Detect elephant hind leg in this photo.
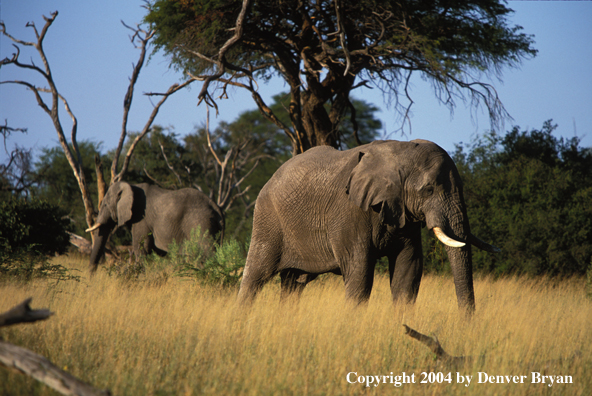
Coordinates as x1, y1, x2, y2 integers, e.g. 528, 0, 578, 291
280, 270, 317, 301
237, 241, 281, 305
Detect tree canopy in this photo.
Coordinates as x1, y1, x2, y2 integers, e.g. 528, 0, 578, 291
145, 0, 536, 154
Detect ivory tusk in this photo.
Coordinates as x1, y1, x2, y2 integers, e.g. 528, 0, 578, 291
85, 223, 101, 233
432, 227, 466, 248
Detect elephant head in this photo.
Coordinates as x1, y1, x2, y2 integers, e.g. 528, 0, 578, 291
346, 140, 498, 312
86, 182, 138, 272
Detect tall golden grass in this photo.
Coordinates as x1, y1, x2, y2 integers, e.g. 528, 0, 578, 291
1, 255, 590, 395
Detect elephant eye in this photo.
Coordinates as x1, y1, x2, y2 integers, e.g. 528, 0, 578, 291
422, 186, 434, 196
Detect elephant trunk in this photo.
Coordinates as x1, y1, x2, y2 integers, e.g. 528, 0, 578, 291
445, 242, 475, 314
88, 224, 112, 273
431, 193, 476, 315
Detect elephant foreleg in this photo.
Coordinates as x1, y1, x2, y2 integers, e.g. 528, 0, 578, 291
342, 259, 376, 304
389, 222, 423, 304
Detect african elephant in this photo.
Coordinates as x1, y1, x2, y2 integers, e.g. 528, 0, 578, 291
238, 140, 498, 313
86, 182, 224, 272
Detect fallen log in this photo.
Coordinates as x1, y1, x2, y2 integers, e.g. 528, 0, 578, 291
68, 232, 120, 259
0, 299, 111, 396
403, 324, 472, 365
68, 232, 93, 255
0, 298, 52, 328
403, 324, 582, 370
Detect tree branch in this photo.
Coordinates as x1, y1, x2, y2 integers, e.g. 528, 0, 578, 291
112, 78, 197, 183
111, 23, 155, 182
0, 298, 52, 328
403, 324, 471, 365
158, 139, 183, 187
1, 12, 96, 231
0, 299, 111, 396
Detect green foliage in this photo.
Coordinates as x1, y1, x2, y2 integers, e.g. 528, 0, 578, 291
172, 228, 246, 287
452, 120, 592, 277
0, 199, 71, 256
32, 140, 107, 236
146, 0, 536, 149
132, 227, 246, 288
177, 238, 246, 288
146, 0, 536, 81
0, 199, 79, 283
422, 229, 451, 275
116, 125, 200, 188
0, 246, 80, 283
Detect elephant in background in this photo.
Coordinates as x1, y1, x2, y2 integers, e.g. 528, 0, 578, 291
238, 139, 498, 313
86, 182, 224, 272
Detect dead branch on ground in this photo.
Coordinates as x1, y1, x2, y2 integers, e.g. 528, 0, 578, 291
0, 298, 111, 396
403, 324, 472, 365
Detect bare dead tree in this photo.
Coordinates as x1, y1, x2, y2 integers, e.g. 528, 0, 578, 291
0, 298, 111, 396
94, 154, 106, 207
201, 107, 263, 213
1, 10, 199, 235
109, 21, 199, 186
1, 120, 35, 196
1, 12, 96, 229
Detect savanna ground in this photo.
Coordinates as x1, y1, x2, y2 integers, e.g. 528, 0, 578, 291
1, 254, 590, 396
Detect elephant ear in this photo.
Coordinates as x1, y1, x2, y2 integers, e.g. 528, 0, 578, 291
345, 151, 406, 228
116, 182, 134, 227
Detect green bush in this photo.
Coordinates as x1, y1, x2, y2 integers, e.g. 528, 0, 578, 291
0, 246, 79, 283
0, 199, 71, 256
173, 228, 246, 287
451, 121, 592, 277
0, 199, 78, 283
119, 227, 246, 287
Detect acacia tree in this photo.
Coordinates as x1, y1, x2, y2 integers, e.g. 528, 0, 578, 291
146, 0, 536, 154
0, 11, 198, 234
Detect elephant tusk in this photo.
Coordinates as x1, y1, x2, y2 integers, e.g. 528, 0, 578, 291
432, 227, 466, 248
468, 233, 501, 253
85, 223, 101, 233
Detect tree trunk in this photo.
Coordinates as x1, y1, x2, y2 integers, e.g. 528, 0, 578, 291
94, 155, 107, 208
288, 71, 356, 154
300, 91, 338, 150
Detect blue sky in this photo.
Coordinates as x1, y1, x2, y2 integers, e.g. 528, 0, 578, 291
1, 1, 591, 165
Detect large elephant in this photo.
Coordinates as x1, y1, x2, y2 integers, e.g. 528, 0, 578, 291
238, 140, 498, 313
86, 182, 224, 272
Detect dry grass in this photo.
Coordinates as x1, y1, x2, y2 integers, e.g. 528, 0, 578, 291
1, 255, 590, 395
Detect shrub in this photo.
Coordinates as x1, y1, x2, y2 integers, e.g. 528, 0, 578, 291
0, 199, 78, 283
173, 228, 246, 287
0, 246, 79, 283
0, 199, 71, 256
111, 227, 246, 287
452, 121, 592, 277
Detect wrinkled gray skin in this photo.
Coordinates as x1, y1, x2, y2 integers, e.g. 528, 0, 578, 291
88, 182, 224, 272
238, 140, 498, 313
